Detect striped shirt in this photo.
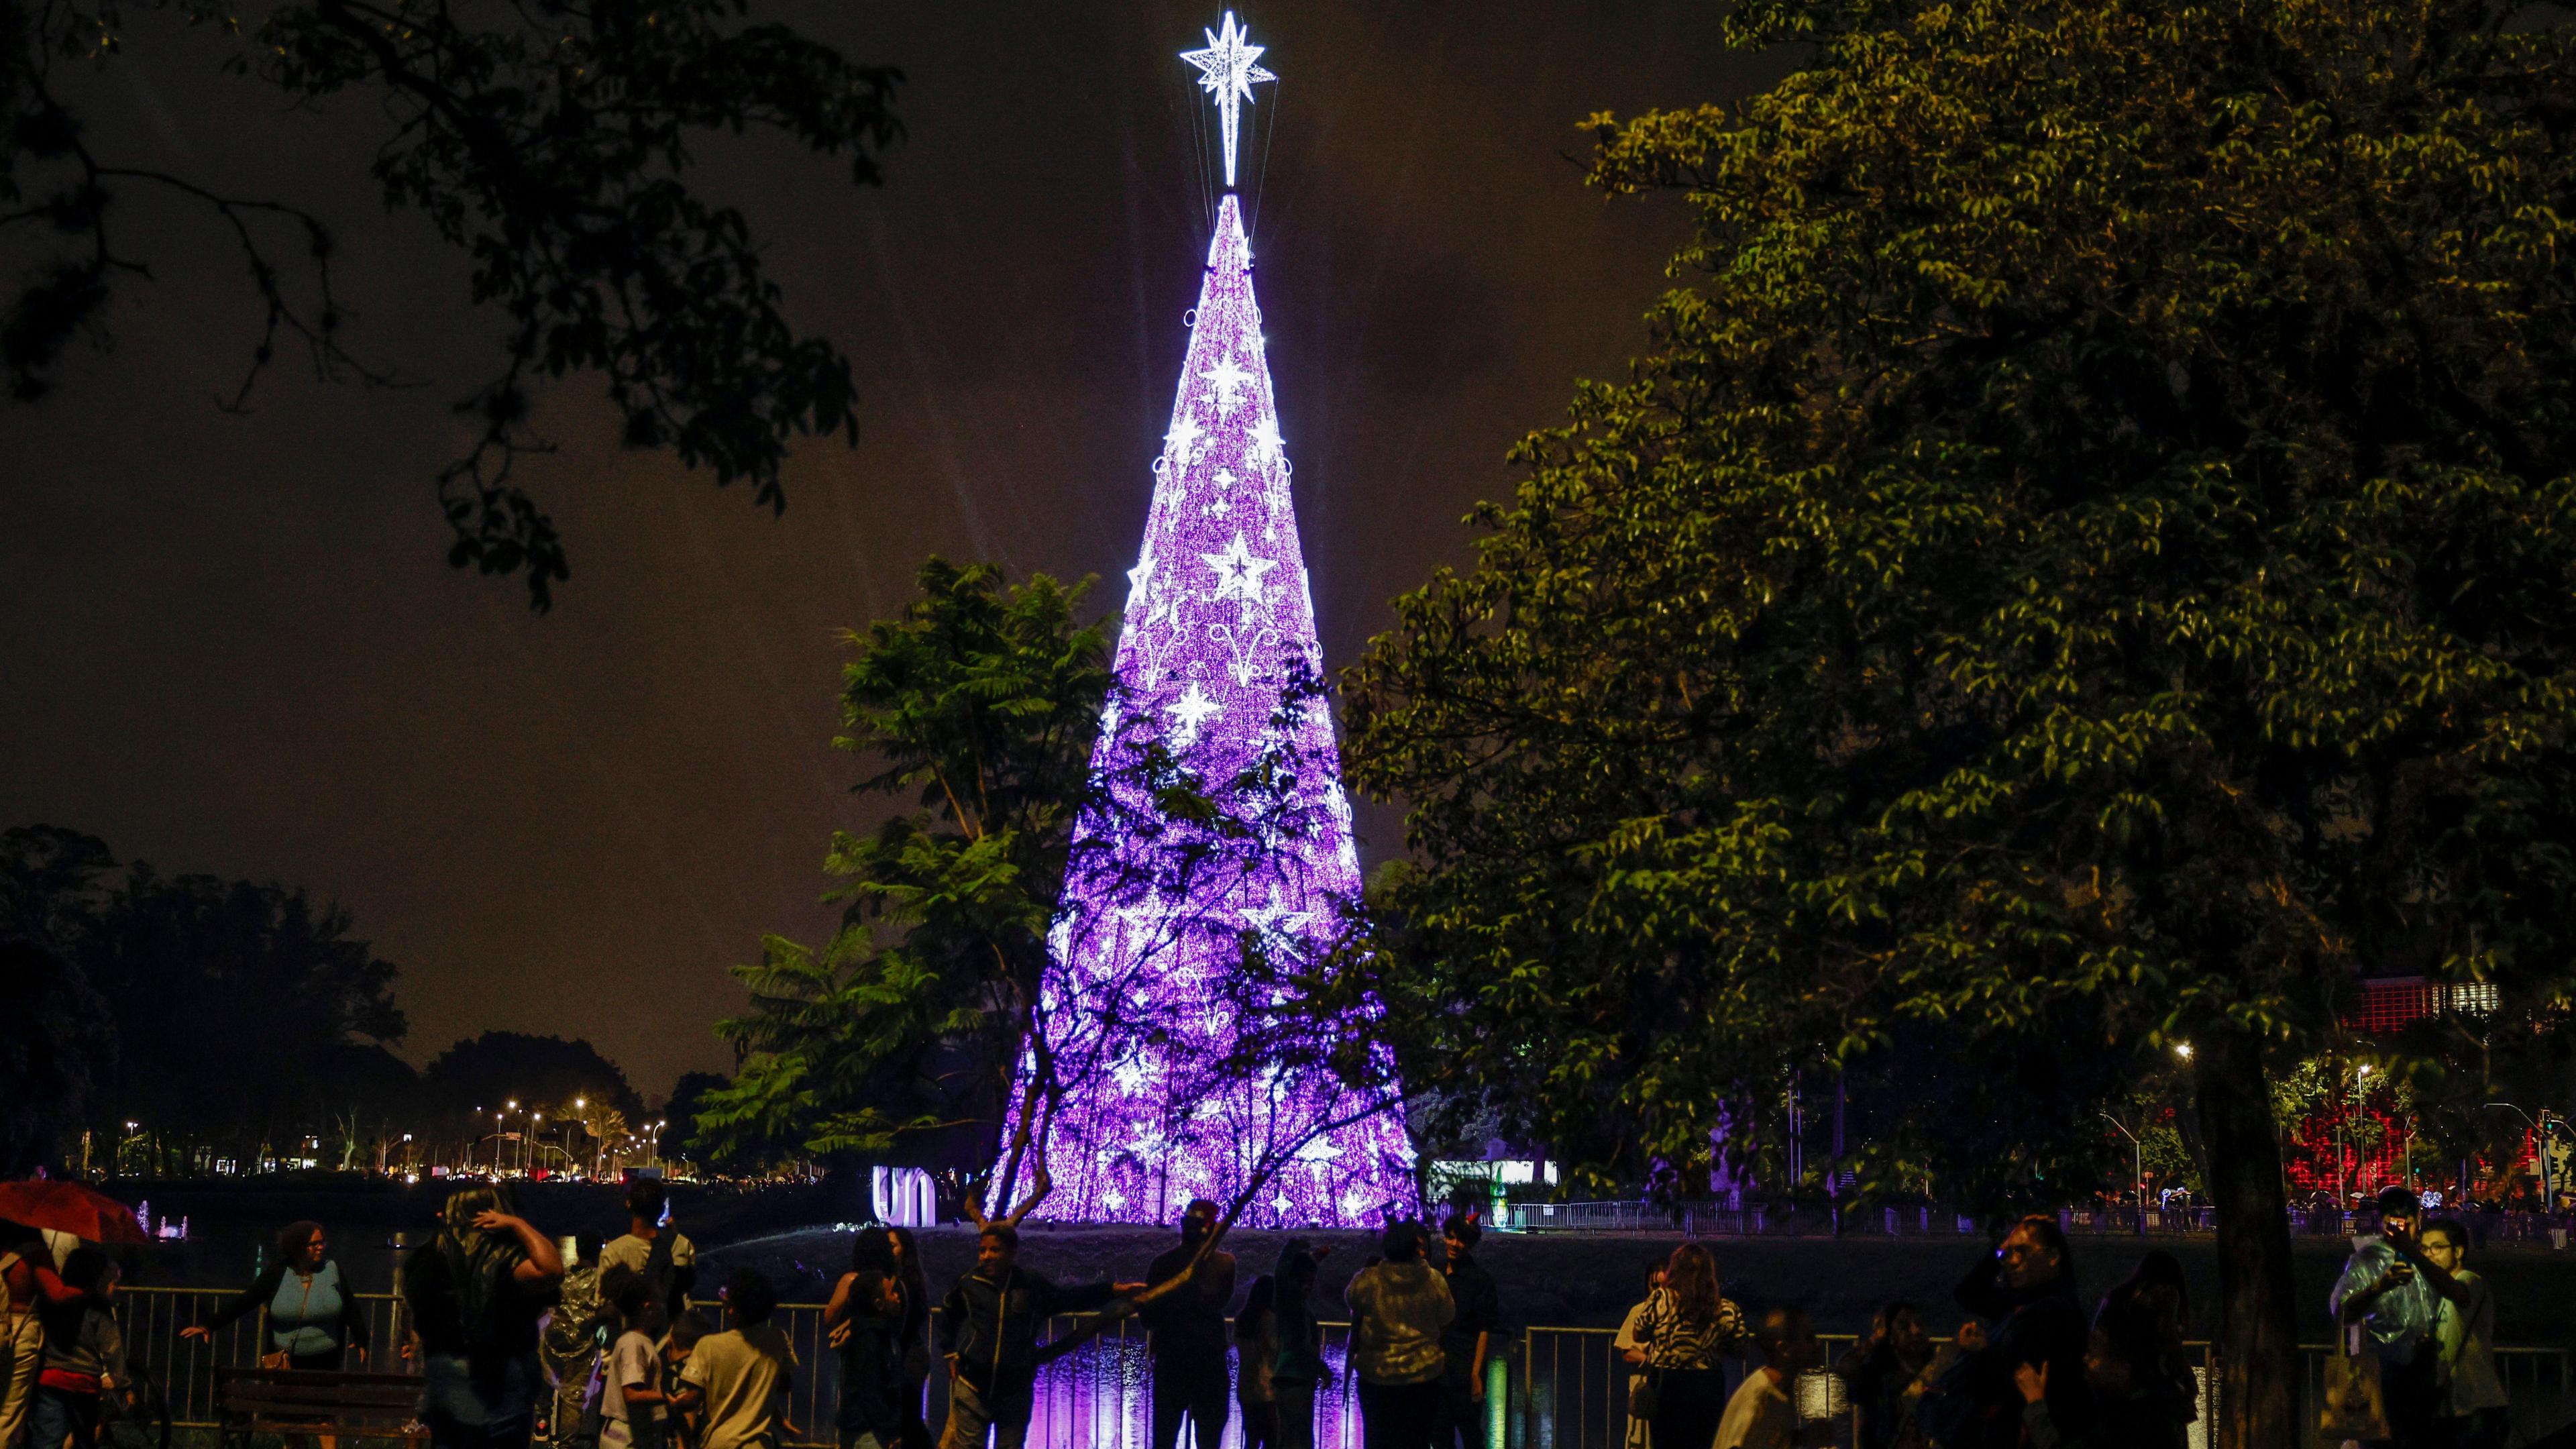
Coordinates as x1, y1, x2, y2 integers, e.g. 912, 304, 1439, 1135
1639, 1287, 1748, 1371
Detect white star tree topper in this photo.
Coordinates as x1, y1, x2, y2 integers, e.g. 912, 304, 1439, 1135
1180, 11, 1277, 189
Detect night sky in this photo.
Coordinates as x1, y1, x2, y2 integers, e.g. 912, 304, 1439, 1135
0, 3, 1778, 1097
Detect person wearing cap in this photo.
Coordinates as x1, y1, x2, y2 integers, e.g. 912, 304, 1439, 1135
2329, 1185, 2445, 1448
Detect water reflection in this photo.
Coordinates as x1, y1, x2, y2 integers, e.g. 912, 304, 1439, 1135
1018, 1332, 1364, 1449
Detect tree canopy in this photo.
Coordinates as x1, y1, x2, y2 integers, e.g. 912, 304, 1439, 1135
1, 0, 903, 606
1, 823, 413, 1173
422, 1030, 645, 1125
696, 559, 1115, 1171
1342, 2, 2576, 1442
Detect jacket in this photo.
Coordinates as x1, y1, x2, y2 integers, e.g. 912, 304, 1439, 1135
935, 1267, 1120, 1391
1941, 1255, 2093, 1449
1343, 1260, 1453, 1385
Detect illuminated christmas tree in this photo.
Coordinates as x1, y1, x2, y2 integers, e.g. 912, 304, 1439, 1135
988, 13, 1414, 1228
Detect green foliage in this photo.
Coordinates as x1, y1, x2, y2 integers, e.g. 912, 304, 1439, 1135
698, 559, 1112, 1162
1346, 0, 2576, 1210
2, 0, 903, 606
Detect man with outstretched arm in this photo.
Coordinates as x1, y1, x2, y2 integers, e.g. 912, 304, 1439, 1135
936, 1223, 1146, 1449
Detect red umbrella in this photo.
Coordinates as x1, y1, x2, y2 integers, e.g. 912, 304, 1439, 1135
0, 1180, 152, 1244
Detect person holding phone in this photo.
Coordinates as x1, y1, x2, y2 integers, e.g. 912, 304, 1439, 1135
2330, 1186, 2442, 1449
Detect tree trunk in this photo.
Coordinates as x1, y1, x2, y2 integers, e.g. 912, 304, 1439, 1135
2194, 1032, 2300, 1449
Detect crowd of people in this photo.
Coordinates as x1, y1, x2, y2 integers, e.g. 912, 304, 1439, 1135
0, 1177, 2532, 1449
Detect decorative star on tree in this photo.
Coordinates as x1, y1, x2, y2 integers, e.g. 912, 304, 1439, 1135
1201, 354, 1254, 417
1167, 680, 1222, 746
1248, 415, 1285, 468
1126, 543, 1157, 603
1179, 11, 1277, 189
1201, 529, 1278, 620
1165, 413, 1205, 464
1240, 884, 1315, 954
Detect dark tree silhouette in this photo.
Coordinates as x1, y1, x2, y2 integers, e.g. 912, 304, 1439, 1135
423, 1030, 645, 1125
1, 0, 904, 606
0, 936, 115, 1177
82, 865, 407, 1169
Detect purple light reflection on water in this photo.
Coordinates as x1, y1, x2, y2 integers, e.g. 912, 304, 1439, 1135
1018, 1328, 1363, 1449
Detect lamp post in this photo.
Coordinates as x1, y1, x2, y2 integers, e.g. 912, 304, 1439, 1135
2485, 1102, 2565, 1210
2100, 1113, 2145, 1226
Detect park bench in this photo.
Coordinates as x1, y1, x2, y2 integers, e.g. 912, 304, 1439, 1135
215, 1366, 427, 1448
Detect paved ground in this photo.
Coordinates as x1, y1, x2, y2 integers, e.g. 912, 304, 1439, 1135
700, 1221, 2576, 1347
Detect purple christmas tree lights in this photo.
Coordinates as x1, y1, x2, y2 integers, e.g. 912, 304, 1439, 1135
987, 19, 1413, 1228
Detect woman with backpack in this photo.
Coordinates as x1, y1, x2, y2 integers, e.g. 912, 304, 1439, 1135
401, 1184, 566, 1449
183, 1220, 372, 1369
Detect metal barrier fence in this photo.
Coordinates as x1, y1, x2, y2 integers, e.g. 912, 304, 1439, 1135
2294, 1342, 2574, 1449
1505, 1201, 2576, 1243
113, 1287, 2576, 1449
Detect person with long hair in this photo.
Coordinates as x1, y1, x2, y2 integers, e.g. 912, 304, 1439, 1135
2012, 1248, 2198, 1449
1634, 1242, 1746, 1449
401, 1183, 566, 1449
830, 1268, 903, 1449
1267, 1240, 1332, 1449
1234, 1269, 1280, 1449
885, 1229, 932, 1449
1941, 1214, 2089, 1449
184, 1220, 372, 1368
1344, 1222, 1454, 1449
824, 1234, 900, 1448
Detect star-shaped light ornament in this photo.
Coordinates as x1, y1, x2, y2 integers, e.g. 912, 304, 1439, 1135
1167, 682, 1222, 747
1180, 12, 1277, 189
1126, 545, 1157, 604
1240, 885, 1314, 955
1248, 415, 1285, 470
1201, 529, 1277, 619
1201, 354, 1254, 417
1295, 1134, 1343, 1165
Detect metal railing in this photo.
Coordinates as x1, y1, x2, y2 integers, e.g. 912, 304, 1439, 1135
114, 1287, 2576, 1449
1504, 1200, 2576, 1244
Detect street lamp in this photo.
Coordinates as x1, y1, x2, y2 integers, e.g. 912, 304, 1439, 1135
2100, 1113, 2145, 1224
2346, 1065, 2373, 1205
2484, 1102, 2566, 1210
